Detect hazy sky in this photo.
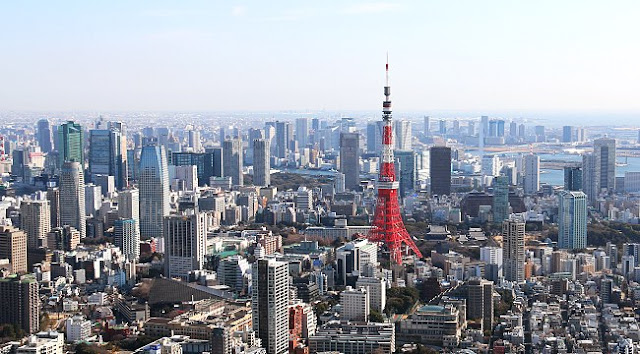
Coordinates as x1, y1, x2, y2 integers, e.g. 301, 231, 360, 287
1, 1, 639, 113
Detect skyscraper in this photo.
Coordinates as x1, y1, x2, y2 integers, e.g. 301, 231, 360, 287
523, 154, 540, 195
20, 199, 51, 249
366, 122, 383, 153
557, 191, 587, 250
339, 132, 360, 191
582, 153, 597, 202
429, 146, 451, 196
139, 145, 170, 239
37, 119, 53, 153
295, 118, 309, 149
0, 274, 40, 334
562, 126, 573, 143
423, 116, 430, 135
252, 258, 289, 354
47, 225, 80, 251
223, 138, 243, 186
58, 121, 84, 166
253, 139, 270, 187
164, 210, 207, 279
0, 226, 28, 274
594, 137, 616, 193
114, 218, 139, 260
395, 150, 417, 198
502, 218, 525, 283
172, 151, 218, 186
492, 176, 509, 223
89, 128, 127, 189
395, 120, 412, 150
275, 121, 292, 158
46, 186, 60, 228
564, 166, 583, 191
118, 188, 141, 245
60, 161, 86, 239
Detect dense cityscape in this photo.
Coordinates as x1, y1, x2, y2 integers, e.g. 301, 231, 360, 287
3, 2, 640, 354
2, 60, 640, 354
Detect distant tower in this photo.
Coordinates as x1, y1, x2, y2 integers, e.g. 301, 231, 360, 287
223, 138, 243, 186
523, 154, 540, 195
60, 161, 86, 239
430, 146, 452, 196
557, 191, 587, 250
37, 119, 53, 153
58, 121, 84, 167
492, 176, 510, 223
339, 132, 360, 190
367, 59, 423, 265
253, 139, 270, 187
295, 118, 309, 149
502, 217, 525, 283
139, 145, 170, 239
20, 199, 51, 249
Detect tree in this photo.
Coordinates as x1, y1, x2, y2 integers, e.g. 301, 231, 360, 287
369, 309, 384, 323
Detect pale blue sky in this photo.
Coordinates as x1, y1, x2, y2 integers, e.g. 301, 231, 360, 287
1, 1, 639, 113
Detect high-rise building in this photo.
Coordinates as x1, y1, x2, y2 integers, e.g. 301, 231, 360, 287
252, 258, 289, 354
187, 129, 202, 152
211, 327, 232, 354
295, 118, 309, 149
429, 146, 451, 196
223, 138, 243, 186
355, 277, 386, 313
367, 121, 384, 154
253, 139, 270, 187
340, 286, 370, 321
275, 121, 292, 158
339, 132, 360, 190
84, 184, 102, 217
37, 119, 53, 153
594, 137, 616, 193
139, 145, 170, 239
0, 226, 28, 274
114, 218, 139, 260
466, 278, 495, 333
509, 121, 517, 137
0, 274, 40, 334
502, 218, 525, 283
395, 150, 417, 198
534, 125, 545, 142
163, 210, 206, 279
423, 116, 430, 135
523, 154, 540, 195
47, 225, 80, 251
439, 120, 447, 135
557, 191, 587, 250
395, 120, 412, 151
60, 161, 86, 239
89, 128, 127, 189
582, 153, 597, 202
172, 151, 218, 186
564, 166, 583, 191
482, 155, 500, 178
492, 176, 510, 223
20, 199, 51, 249
118, 188, 140, 247
562, 126, 573, 143
46, 187, 60, 228
58, 121, 84, 166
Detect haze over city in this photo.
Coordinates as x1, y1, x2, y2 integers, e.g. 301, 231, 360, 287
1, 0, 640, 120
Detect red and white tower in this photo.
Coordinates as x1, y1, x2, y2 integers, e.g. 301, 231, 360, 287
367, 59, 423, 265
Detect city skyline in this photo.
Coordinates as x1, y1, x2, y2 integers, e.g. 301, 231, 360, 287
1, 1, 640, 115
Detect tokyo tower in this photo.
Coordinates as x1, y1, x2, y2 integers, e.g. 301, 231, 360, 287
367, 59, 423, 265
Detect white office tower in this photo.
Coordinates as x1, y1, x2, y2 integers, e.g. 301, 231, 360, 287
139, 145, 170, 238
480, 246, 503, 278
482, 155, 501, 178
114, 218, 139, 261
295, 118, 309, 148
170, 165, 198, 191
60, 161, 86, 239
163, 210, 206, 279
395, 120, 412, 150
524, 154, 540, 195
252, 258, 289, 354
187, 129, 202, 152
296, 186, 312, 211
118, 188, 140, 237
502, 217, 525, 283
65, 315, 91, 342
557, 191, 588, 250
355, 276, 386, 313
84, 184, 102, 217
20, 198, 50, 249
340, 286, 370, 321
253, 139, 271, 187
